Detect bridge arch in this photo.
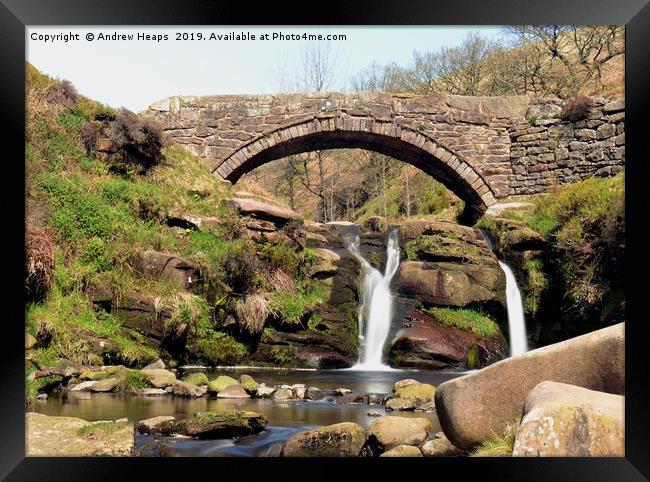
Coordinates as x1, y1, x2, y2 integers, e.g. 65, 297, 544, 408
212, 113, 497, 224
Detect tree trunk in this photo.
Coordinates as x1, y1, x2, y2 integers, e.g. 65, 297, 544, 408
405, 172, 411, 217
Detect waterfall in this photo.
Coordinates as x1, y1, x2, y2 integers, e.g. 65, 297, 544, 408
498, 261, 529, 356
345, 229, 401, 370
479, 229, 528, 357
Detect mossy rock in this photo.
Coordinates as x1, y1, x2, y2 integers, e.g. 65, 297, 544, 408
281, 422, 366, 457
175, 410, 268, 438
394, 383, 436, 403
79, 370, 112, 381
406, 235, 495, 265
183, 372, 209, 386
385, 398, 417, 411
207, 375, 238, 394
239, 374, 259, 393
140, 368, 177, 388
89, 377, 119, 392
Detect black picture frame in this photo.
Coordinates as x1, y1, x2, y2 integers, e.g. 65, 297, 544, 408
1, 0, 648, 480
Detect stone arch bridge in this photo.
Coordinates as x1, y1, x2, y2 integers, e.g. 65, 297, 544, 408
144, 92, 625, 223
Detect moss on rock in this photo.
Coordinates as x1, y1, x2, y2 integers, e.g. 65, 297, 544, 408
207, 375, 238, 394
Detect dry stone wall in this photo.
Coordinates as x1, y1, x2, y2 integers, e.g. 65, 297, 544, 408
507, 97, 625, 195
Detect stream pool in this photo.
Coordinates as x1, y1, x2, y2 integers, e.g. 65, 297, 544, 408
34, 368, 466, 456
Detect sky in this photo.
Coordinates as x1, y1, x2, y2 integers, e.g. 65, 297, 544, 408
27, 26, 502, 112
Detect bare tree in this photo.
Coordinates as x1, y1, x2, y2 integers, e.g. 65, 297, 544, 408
504, 25, 624, 96
272, 42, 340, 222
406, 32, 501, 95
348, 61, 407, 92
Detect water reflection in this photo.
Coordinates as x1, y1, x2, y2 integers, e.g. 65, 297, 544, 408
38, 393, 441, 431
35, 369, 464, 456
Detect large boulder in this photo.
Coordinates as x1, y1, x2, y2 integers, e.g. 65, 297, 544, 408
394, 383, 436, 404
141, 368, 177, 388
131, 250, 201, 292
239, 374, 259, 393
136, 416, 176, 434
207, 375, 239, 394
255, 383, 276, 398
70, 381, 97, 392
89, 378, 119, 392
272, 388, 294, 400
170, 410, 268, 438
183, 372, 209, 386
389, 307, 505, 369
398, 220, 482, 243
366, 416, 433, 452
394, 261, 505, 307
386, 380, 436, 411
513, 381, 624, 456
281, 422, 366, 457
435, 323, 624, 450
172, 381, 207, 398
224, 197, 302, 225
395, 222, 505, 308
216, 384, 250, 399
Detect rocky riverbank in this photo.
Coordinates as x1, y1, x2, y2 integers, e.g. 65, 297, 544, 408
26, 323, 624, 457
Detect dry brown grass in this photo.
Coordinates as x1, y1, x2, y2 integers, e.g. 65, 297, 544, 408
26, 222, 56, 302
268, 269, 297, 294
233, 293, 270, 334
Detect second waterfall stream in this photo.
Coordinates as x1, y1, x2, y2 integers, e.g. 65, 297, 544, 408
345, 228, 401, 370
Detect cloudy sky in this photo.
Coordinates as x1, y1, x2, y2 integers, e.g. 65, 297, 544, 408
27, 26, 502, 112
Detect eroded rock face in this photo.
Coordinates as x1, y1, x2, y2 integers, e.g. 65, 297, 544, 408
389, 307, 505, 369
394, 221, 506, 309
513, 381, 624, 457
435, 323, 624, 450
224, 198, 302, 225
281, 422, 366, 457
131, 250, 201, 292
394, 261, 505, 307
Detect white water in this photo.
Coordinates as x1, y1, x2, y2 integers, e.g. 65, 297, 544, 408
345, 229, 401, 370
498, 261, 529, 356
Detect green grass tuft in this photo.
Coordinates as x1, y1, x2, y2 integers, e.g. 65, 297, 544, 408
471, 423, 518, 457
424, 306, 500, 338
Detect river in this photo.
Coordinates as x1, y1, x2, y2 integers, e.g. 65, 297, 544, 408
34, 367, 465, 456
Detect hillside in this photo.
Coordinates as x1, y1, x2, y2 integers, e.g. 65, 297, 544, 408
25, 63, 360, 404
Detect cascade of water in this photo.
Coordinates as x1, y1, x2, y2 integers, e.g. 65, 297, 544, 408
498, 261, 529, 356
345, 229, 400, 370
479, 229, 529, 357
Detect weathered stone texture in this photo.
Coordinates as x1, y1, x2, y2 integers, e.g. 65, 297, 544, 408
145, 93, 625, 203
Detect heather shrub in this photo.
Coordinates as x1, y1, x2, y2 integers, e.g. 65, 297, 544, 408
560, 95, 594, 121
80, 108, 166, 173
